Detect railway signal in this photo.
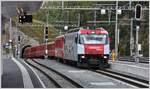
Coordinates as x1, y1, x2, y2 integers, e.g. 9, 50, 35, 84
134, 4, 142, 63
133, 20, 140, 30
19, 15, 32, 23
18, 35, 20, 42
44, 26, 48, 59
135, 4, 142, 20
45, 27, 48, 34
24, 15, 32, 23
44, 27, 48, 41
19, 15, 24, 23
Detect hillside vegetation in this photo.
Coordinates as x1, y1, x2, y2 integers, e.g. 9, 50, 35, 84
18, 1, 149, 57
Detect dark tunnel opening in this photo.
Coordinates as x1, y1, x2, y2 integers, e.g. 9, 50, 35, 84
21, 45, 31, 58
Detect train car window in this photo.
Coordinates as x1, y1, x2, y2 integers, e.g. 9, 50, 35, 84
79, 34, 107, 44
79, 36, 84, 44
105, 35, 109, 44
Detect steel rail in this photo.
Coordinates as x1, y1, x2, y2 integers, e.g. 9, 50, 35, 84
92, 69, 149, 88
31, 59, 84, 88
25, 60, 62, 88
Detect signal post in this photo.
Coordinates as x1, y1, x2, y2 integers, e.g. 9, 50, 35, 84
134, 4, 142, 63
44, 26, 48, 59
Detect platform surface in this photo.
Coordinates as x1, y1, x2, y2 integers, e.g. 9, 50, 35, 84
109, 60, 149, 80
1, 55, 45, 88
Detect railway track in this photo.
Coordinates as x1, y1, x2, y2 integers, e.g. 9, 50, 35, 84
25, 59, 83, 88
92, 69, 149, 88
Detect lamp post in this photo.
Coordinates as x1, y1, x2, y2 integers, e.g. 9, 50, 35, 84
9, 18, 13, 58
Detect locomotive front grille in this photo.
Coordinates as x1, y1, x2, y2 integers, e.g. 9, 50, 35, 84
78, 54, 109, 64
79, 54, 109, 59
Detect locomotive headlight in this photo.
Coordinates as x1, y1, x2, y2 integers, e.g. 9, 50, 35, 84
104, 56, 107, 59
91, 31, 95, 34
45, 49, 48, 54
81, 55, 85, 59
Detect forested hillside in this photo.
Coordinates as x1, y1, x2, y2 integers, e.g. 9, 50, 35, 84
19, 1, 149, 57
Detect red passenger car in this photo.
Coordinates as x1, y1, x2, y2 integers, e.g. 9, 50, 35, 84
24, 47, 33, 59
35, 45, 45, 58
47, 42, 55, 58
55, 35, 65, 62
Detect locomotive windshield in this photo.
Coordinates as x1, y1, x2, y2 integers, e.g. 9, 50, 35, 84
79, 34, 108, 44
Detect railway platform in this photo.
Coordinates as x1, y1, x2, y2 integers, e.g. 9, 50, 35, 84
1, 55, 45, 88
109, 60, 149, 81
